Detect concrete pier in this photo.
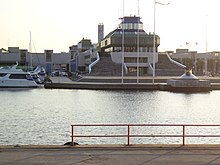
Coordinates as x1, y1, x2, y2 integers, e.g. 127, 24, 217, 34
2, 145, 220, 164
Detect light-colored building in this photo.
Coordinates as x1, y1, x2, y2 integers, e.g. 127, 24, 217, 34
69, 38, 98, 73
100, 16, 160, 75
170, 49, 220, 76
0, 47, 71, 73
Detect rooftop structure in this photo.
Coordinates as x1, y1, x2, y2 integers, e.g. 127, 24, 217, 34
98, 23, 104, 43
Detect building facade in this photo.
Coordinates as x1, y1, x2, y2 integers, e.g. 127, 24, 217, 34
100, 16, 160, 75
69, 38, 97, 73
0, 47, 71, 73
171, 49, 220, 76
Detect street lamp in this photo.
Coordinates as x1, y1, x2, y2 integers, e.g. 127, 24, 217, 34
153, 0, 170, 84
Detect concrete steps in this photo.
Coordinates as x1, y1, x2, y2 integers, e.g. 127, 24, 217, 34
156, 54, 185, 76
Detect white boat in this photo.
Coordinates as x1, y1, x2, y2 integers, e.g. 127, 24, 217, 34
0, 63, 39, 88
30, 65, 46, 84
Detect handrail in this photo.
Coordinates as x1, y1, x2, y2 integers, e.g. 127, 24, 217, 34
71, 124, 220, 146
123, 63, 128, 74
166, 52, 186, 68
88, 52, 100, 73
148, 62, 153, 75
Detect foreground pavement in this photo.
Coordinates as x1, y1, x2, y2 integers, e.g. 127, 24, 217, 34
1, 145, 220, 165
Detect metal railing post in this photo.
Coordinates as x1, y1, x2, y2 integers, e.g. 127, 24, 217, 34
127, 125, 130, 145
71, 125, 74, 145
182, 125, 185, 146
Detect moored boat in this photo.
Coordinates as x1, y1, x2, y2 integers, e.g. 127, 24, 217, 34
0, 63, 39, 88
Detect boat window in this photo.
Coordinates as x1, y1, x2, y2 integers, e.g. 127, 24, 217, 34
0, 73, 7, 77
9, 74, 27, 79
26, 74, 34, 81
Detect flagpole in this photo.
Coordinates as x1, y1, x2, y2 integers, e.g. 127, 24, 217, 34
29, 31, 33, 70
153, 1, 170, 84
121, 0, 125, 84
153, 0, 156, 84
137, 0, 140, 84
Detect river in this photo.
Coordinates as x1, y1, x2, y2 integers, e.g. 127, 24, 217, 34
1, 88, 220, 145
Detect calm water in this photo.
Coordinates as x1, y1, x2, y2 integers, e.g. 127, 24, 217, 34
1, 88, 220, 145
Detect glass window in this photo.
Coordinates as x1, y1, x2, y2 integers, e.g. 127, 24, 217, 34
0, 73, 7, 77
124, 57, 137, 63
139, 57, 148, 63
20, 52, 26, 62
9, 74, 27, 79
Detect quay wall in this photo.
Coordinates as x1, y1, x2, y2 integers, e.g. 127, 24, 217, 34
44, 83, 160, 90
44, 82, 220, 91
44, 76, 220, 91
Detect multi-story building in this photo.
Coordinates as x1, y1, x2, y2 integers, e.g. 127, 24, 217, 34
170, 49, 220, 76
0, 38, 97, 74
69, 38, 97, 73
0, 47, 71, 73
99, 16, 160, 75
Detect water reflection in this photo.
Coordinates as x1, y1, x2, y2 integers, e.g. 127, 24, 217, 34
0, 89, 220, 145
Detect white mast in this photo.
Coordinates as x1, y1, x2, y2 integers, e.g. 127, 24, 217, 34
29, 31, 33, 70
205, 14, 208, 52
153, 0, 156, 84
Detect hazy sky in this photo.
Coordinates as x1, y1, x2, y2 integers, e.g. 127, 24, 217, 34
1, 0, 220, 53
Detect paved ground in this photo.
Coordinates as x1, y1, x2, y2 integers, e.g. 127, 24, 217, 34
1, 145, 220, 165
50, 76, 74, 83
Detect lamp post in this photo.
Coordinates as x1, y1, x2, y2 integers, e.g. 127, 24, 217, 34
153, 0, 169, 84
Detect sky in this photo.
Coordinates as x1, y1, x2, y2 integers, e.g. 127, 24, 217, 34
0, 0, 220, 53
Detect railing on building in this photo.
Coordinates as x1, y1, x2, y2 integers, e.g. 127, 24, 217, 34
123, 63, 128, 74
148, 62, 153, 75
71, 124, 220, 146
166, 52, 186, 68
88, 52, 100, 74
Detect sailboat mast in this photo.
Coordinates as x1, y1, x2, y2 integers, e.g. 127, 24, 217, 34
29, 31, 33, 69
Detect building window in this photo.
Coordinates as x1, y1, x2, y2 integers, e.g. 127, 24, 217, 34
124, 57, 148, 63
148, 47, 153, 52
20, 51, 26, 62
128, 67, 137, 73
114, 47, 122, 52
124, 57, 137, 63
139, 57, 148, 63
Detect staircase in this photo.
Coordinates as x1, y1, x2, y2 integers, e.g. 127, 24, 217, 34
88, 53, 123, 76
155, 53, 185, 76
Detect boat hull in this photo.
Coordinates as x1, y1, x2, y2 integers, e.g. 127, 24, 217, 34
0, 79, 39, 88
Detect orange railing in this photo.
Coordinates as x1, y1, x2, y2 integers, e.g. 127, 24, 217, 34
71, 124, 220, 146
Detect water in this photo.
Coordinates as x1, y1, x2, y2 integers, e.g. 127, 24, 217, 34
1, 88, 220, 145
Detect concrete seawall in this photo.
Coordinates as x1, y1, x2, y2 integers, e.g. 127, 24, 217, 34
44, 82, 160, 90
44, 76, 220, 91
44, 82, 220, 91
